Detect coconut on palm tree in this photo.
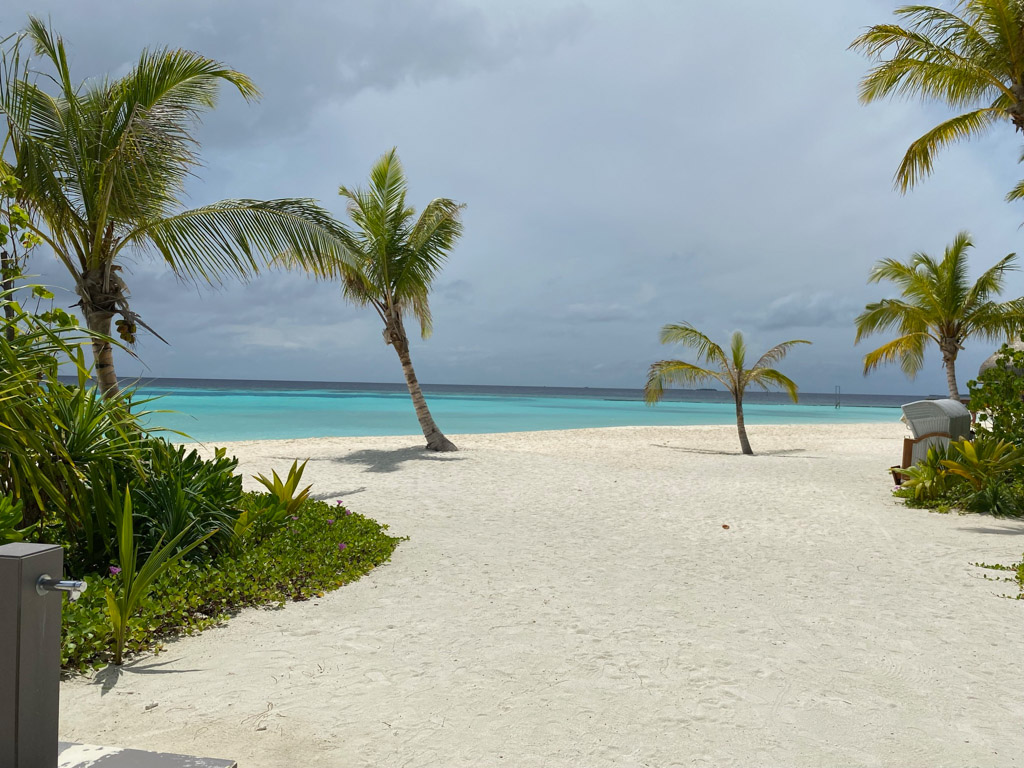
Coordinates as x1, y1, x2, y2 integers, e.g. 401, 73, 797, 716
854, 231, 1024, 400
851, 0, 1024, 197
0, 18, 351, 397
288, 148, 463, 452
643, 323, 810, 455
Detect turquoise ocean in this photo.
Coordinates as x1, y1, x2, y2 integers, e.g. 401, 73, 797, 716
118, 379, 920, 443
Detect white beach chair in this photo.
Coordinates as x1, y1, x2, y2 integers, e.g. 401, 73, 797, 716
894, 399, 972, 480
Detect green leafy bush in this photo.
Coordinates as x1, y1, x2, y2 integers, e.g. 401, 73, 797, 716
968, 343, 1024, 445
235, 460, 312, 545
61, 495, 402, 672
941, 437, 1024, 490
0, 495, 34, 542
133, 441, 243, 556
966, 480, 1024, 517
899, 444, 960, 501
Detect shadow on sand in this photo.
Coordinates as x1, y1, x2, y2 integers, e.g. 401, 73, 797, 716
957, 525, 1024, 536
653, 444, 822, 459
311, 486, 367, 500
332, 446, 464, 474
91, 658, 199, 695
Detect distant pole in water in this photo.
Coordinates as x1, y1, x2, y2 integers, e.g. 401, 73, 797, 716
835, 385, 841, 409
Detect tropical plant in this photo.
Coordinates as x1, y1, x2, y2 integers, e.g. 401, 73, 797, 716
0, 174, 43, 337
643, 324, 810, 455
968, 342, 1024, 443
105, 486, 212, 665
282, 149, 463, 451
236, 460, 313, 545
966, 479, 1023, 516
0, 281, 117, 527
899, 443, 960, 500
0, 495, 34, 542
0, 18, 352, 397
941, 436, 1024, 489
855, 232, 1024, 400
851, 0, 1024, 197
133, 441, 243, 555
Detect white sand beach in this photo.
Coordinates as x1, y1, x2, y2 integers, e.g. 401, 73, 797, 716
59, 423, 1024, 767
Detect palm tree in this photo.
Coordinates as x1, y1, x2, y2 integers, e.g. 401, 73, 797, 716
0, 18, 350, 397
292, 148, 463, 452
851, 0, 1024, 197
854, 231, 1024, 400
644, 323, 810, 455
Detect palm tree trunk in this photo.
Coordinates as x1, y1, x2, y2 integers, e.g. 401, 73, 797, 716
83, 308, 120, 398
388, 321, 457, 452
735, 396, 753, 455
942, 349, 960, 401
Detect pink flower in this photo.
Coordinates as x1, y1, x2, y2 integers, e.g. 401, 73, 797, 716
109, 566, 121, 575
338, 542, 347, 552
335, 500, 343, 506
326, 519, 335, 525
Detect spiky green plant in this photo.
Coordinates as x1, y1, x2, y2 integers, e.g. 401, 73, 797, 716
851, 0, 1024, 196
644, 324, 810, 455
855, 232, 1024, 400
0, 18, 352, 397
105, 486, 212, 665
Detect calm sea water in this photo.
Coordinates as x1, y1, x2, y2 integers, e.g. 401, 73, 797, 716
110, 378, 920, 443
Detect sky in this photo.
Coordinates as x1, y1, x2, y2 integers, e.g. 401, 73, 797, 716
5, 0, 1024, 395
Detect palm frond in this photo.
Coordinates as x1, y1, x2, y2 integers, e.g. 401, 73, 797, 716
854, 298, 929, 342
120, 199, 356, 283
895, 107, 1003, 190
862, 332, 930, 377
750, 339, 812, 371
747, 368, 801, 403
643, 360, 723, 404
394, 197, 465, 300
658, 322, 727, 366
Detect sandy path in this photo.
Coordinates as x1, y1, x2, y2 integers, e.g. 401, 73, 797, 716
59, 424, 1024, 767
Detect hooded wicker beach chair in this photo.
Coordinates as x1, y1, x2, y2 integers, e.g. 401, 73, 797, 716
891, 399, 972, 483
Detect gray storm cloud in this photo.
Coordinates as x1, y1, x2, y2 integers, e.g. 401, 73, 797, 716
6, 0, 1024, 394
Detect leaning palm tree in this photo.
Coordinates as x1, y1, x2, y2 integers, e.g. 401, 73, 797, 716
644, 324, 810, 455
0, 18, 350, 397
851, 0, 1024, 197
855, 231, 1024, 400
289, 148, 463, 452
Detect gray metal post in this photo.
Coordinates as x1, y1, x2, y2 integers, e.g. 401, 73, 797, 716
0, 542, 63, 768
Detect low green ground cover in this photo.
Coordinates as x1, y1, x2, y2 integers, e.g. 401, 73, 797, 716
61, 494, 401, 672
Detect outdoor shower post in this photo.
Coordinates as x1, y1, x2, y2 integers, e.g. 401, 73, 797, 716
0, 542, 64, 768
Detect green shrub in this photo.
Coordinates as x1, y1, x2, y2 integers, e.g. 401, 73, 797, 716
235, 460, 312, 545
0, 495, 34, 542
968, 343, 1024, 445
133, 441, 243, 556
899, 444, 960, 501
941, 437, 1024, 490
966, 480, 1024, 517
61, 495, 402, 672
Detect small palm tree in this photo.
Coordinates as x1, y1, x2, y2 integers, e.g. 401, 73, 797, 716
851, 0, 1024, 197
294, 148, 463, 452
644, 323, 810, 455
0, 19, 350, 397
854, 231, 1024, 400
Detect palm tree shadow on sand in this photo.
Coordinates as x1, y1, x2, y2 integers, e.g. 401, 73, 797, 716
91, 658, 199, 695
332, 446, 464, 474
653, 444, 823, 459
